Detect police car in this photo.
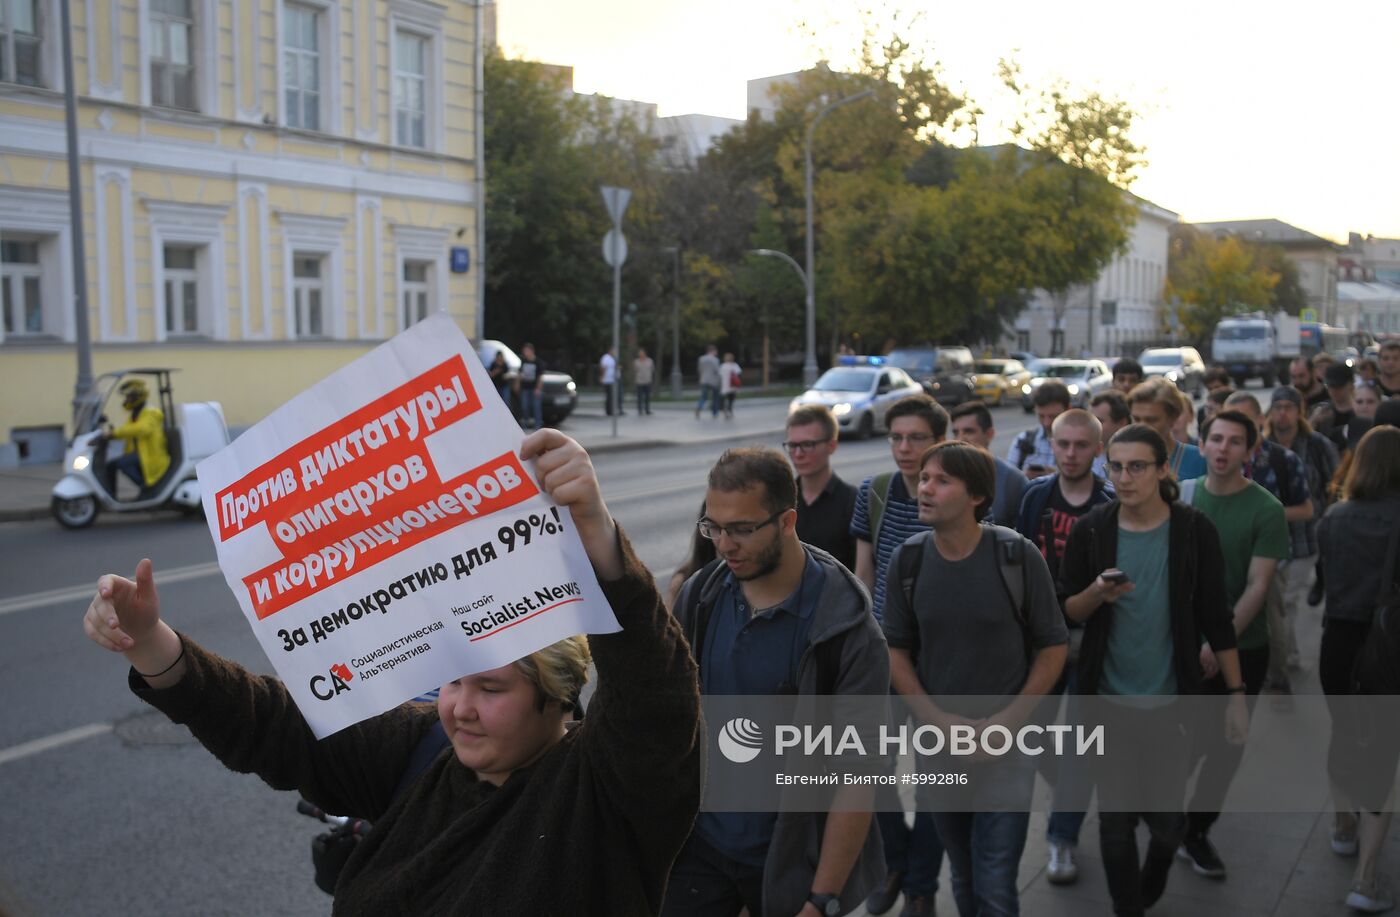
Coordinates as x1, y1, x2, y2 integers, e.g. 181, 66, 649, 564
789, 359, 925, 439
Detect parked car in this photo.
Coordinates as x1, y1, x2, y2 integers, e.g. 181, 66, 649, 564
1019, 359, 1114, 411
972, 359, 1032, 406
884, 346, 975, 406
1139, 346, 1206, 395
475, 339, 579, 426
1009, 350, 1038, 365
789, 365, 924, 440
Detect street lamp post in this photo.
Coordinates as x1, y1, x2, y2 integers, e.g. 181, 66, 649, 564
803, 88, 876, 386
749, 248, 808, 390
663, 246, 682, 397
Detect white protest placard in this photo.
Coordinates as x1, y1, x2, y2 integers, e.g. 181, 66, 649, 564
197, 313, 620, 738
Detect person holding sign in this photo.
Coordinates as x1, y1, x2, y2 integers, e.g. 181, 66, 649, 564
82, 430, 702, 917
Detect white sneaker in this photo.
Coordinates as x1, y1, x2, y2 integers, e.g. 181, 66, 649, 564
1334, 815, 1360, 857
1346, 880, 1395, 913
1047, 840, 1079, 885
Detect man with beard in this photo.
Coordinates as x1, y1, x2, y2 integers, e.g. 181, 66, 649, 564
667, 447, 889, 917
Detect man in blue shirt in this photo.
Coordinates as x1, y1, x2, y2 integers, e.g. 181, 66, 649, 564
668, 447, 889, 917
1128, 378, 1206, 480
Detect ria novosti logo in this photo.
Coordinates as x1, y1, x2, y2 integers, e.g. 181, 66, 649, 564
717, 718, 764, 764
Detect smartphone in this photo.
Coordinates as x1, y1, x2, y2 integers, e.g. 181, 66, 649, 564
1101, 570, 1130, 585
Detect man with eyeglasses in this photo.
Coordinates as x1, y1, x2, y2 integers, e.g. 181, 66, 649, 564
848, 394, 948, 917
1176, 409, 1288, 881
786, 405, 859, 571
666, 447, 889, 917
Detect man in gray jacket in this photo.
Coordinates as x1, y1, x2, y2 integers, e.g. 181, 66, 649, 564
666, 446, 888, 917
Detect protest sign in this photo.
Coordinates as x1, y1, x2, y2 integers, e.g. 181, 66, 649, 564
197, 313, 619, 737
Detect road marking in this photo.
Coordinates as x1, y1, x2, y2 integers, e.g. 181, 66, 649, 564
0, 723, 113, 767
0, 561, 223, 616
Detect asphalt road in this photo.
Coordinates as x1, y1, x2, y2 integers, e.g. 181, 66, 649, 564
0, 404, 1040, 916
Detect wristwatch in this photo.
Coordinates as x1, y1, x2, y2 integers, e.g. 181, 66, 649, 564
809, 892, 841, 916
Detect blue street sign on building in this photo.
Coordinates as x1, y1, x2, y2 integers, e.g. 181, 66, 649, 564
450, 247, 471, 273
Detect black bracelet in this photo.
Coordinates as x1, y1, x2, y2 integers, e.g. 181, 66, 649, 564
136, 642, 185, 679
1225, 684, 1246, 694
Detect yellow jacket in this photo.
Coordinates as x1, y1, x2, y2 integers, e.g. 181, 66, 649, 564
111, 406, 170, 486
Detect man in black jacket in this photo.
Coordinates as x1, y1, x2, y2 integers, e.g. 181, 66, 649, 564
1059, 423, 1247, 917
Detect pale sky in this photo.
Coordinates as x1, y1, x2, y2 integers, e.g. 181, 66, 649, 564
496, 0, 1400, 244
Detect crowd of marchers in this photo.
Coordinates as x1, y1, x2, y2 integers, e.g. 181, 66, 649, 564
83, 344, 1400, 917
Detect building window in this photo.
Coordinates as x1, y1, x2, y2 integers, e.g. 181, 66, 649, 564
149, 0, 195, 110
293, 253, 325, 337
0, 0, 41, 86
401, 260, 431, 326
282, 3, 320, 130
1, 238, 43, 334
393, 30, 427, 148
162, 244, 200, 335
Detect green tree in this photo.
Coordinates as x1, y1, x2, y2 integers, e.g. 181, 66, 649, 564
1166, 225, 1280, 345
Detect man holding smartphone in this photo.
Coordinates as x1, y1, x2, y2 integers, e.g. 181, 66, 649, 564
1009, 381, 1072, 480
1059, 422, 1247, 916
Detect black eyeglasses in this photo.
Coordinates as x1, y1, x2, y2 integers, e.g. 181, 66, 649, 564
1106, 460, 1160, 477
783, 439, 826, 454
697, 509, 785, 541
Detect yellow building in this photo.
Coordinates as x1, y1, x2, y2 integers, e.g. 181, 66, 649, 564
0, 0, 485, 464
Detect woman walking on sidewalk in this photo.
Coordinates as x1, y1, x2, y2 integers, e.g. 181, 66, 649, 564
718, 353, 742, 419
1317, 424, 1400, 914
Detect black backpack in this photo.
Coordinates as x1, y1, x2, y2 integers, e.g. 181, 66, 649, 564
895, 526, 1034, 667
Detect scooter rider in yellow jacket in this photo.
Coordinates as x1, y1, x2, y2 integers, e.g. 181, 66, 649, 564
104, 380, 170, 497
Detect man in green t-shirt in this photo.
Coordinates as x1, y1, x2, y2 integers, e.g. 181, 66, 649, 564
1177, 409, 1288, 880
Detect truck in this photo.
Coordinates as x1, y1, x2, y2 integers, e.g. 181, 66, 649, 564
1211, 312, 1301, 387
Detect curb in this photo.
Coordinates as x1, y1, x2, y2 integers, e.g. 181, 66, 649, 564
0, 506, 53, 524
0, 426, 790, 523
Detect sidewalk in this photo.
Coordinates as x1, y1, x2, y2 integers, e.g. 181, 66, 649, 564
0, 391, 794, 523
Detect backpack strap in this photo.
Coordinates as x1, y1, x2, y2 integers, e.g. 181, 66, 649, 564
681, 557, 730, 677
868, 472, 895, 549
897, 531, 929, 615
989, 527, 1031, 664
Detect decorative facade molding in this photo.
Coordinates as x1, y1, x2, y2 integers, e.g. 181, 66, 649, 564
237, 182, 273, 340
92, 164, 137, 341
356, 195, 383, 339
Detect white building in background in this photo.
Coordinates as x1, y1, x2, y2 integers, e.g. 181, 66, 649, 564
1339, 282, 1400, 335
656, 113, 744, 167
1004, 197, 1178, 358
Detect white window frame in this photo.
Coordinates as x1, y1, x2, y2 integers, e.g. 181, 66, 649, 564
1, 236, 45, 335
0, 0, 55, 88
276, 0, 340, 134
139, 0, 216, 114
145, 199, 228, 342
290, 250, 327, 338
0, 187, 73, 343
161, 244, 201, 335
392, 225, 447, 333
388, 0, 445, 152
278, 212, 345, 341
400, 259, 431, 328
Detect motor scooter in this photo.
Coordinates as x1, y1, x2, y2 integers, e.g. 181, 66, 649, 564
51, 368, 230, 529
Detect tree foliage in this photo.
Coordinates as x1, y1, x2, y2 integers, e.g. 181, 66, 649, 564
1166, 225, 1281, 345
480, 27, 1148, 378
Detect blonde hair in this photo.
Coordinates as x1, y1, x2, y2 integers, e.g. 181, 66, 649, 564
1127, 377, 1183, 419
514, 635, 591, 712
